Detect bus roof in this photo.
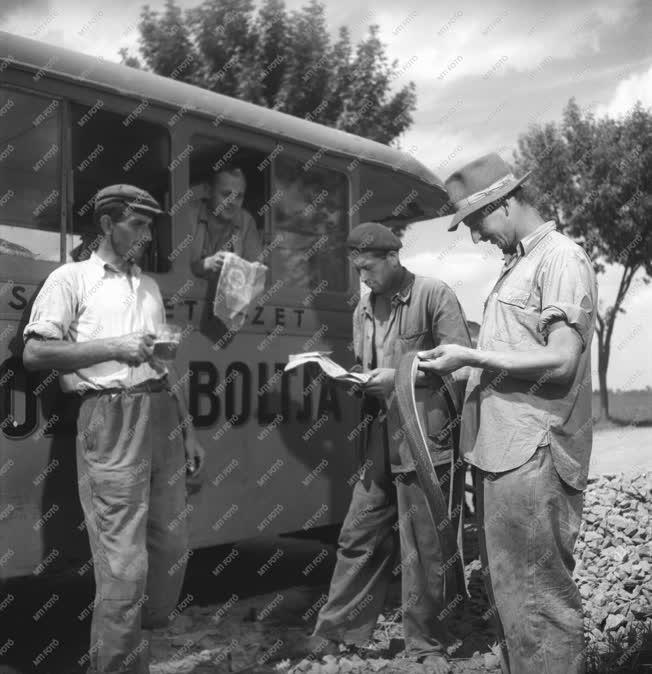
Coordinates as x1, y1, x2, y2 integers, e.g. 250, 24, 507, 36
1, 31, 448, 199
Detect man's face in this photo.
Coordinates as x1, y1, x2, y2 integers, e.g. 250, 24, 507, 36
351, 251, 398, 294
464, 200, 517, 253
109, 211, 153, 262
211, 172, 245, 222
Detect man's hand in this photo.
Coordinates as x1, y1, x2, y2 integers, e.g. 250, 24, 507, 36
203, 251, 227, 273
184, 432, 206, 478
417, 344, 474, 375
112, 331, 155, 366
362, 368, 395, 399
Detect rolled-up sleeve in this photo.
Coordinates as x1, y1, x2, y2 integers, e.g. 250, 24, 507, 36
537, 245, 596, 351
23, 268, 76, 341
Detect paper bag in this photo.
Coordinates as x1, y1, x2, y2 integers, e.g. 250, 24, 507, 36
213, 252, 268, 331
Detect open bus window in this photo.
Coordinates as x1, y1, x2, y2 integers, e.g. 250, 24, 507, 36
271, 155, 349, 293
188, 137, 267, 261
0, 87, 62, 261
69, 103, 172, 272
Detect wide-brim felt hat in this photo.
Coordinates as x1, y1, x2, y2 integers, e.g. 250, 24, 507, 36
444, 153, 531, 231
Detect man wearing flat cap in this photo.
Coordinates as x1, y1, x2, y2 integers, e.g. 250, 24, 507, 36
23, 184, 205, 674
291, 222, 472, 674
419, 154, 598, 673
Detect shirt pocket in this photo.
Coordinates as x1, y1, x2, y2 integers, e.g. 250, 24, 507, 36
493, 286, 540, 345
395, 329, 431, 357
497, 286, 530, 309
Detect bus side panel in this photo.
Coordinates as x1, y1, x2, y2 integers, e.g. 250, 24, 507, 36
0, 288, 360, 578
183, 327, 359, 548
0, 315, 91, 580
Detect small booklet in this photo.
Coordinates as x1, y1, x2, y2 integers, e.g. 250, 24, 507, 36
284, 351, 370, 384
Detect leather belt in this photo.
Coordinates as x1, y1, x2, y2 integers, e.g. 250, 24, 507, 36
394, 351, 466, 601
67, 378, 168, 399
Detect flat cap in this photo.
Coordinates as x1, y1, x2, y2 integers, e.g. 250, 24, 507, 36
346, 222, 402, 252
94, 184, 163, 216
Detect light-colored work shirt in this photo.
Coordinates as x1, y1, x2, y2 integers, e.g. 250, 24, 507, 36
23, 251, 166, 393
460, 221, 598, 490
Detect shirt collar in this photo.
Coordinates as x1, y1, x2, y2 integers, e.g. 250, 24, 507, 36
517, 221, 556, 257
90, 251, 141, 277
361, 268, 415, 318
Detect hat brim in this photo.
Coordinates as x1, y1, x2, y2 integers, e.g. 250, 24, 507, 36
447, 171, 531, 231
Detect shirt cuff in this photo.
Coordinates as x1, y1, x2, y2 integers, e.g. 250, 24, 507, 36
538, 303, 591, 350
23, 321, 64, 341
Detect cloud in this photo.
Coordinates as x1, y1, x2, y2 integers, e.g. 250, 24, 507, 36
596, 64, 652, 117
376, 0, 640, 89
0, 0, 50, 23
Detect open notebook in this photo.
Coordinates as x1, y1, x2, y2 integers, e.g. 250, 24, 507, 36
284, 351, 370, 384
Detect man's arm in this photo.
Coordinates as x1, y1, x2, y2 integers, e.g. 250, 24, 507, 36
419, 321, 582, 385
23, 333, 155, 372
167, 363, 205, 475
474, 321, 581, 383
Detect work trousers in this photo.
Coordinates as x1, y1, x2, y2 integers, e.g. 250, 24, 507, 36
75, 390, 189, 674
314, 421, 462, 657
477, 445, 585, 674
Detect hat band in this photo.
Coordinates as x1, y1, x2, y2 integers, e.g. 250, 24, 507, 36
454, 174, 518, 211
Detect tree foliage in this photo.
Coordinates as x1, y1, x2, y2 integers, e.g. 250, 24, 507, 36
514, 99, 652, 418
123, 0, 416, 144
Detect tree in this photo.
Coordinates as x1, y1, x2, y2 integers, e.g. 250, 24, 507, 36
123, 0, 416, 144
514, 99, 652, 420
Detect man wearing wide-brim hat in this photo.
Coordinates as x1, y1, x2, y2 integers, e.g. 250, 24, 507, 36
418, 153, 598, 673
23, 184, 205, 674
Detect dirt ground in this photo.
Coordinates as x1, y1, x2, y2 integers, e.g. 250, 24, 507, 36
148, 530, 504, 674
589, 426, 652, 477
144, 426, 652, 674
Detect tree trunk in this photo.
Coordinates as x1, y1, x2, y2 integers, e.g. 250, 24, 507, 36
597, 340, 610, 421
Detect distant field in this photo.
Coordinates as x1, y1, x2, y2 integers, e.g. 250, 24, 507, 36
592, 390, 652, 425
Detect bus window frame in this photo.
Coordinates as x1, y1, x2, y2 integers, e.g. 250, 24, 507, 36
188, 130, 274, 246
0, 78, 66, 283
177, 118, 358, 305
168, 113, 362, 313
268, 142, 356, 305
66, 92, 174, 275
0, 68, 177, 286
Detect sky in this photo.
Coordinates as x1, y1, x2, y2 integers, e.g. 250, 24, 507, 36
2, 0, 651, 390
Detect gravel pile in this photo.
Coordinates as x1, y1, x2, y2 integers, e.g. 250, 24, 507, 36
148, 472, 651, 673
574, 472, 651, 653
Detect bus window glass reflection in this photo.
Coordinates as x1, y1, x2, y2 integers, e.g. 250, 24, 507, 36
271, 156, 348, 293
0, 87, 62, 261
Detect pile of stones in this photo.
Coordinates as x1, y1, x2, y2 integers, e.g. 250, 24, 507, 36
574, 472, 651, 655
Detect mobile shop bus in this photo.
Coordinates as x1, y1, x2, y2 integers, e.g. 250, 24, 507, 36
0, 31, 450, 580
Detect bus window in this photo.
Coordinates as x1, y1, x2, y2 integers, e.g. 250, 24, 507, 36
69, 103, 172, 272
0, 87, 62, 261
271, 155, 348, 293
188, 137, 267, 256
